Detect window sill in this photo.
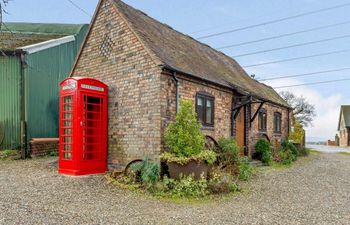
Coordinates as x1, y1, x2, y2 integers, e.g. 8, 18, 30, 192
202, 126, 215, 131
273, 133, 282, 136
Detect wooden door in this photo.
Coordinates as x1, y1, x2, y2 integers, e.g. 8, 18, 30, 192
235, 107, 245, 155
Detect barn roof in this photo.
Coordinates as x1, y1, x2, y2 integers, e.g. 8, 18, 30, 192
112, 0, 289, 107
338, 105, 350, 130
0, 23, 87, 51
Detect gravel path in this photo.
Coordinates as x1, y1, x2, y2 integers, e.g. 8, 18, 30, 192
1, 153, 350, 225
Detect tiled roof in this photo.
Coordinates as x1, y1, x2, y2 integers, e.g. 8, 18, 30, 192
338, 105, 350, 130
112, 0, 289, 107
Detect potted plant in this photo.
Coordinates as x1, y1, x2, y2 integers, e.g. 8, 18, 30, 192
161, 100, 217, 180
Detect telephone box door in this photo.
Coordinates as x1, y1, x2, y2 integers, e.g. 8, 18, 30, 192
78, 93, 107, 172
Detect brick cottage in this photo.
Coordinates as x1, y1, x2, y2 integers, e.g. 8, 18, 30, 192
337, 105, 350, 147
71, 0, 291, 170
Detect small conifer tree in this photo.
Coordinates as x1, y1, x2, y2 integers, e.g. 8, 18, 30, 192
164, 99, 205, 157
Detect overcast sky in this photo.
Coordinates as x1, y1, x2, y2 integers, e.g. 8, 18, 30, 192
4, 0, 350, 141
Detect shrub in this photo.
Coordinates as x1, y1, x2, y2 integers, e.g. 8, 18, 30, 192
239, 156, 253, 181
0, 150, 18, 160
48, 150, 58, 157
277, 149, 294, 165
281, 140, 298, 160
161, 149, 217, 166
255, 139, 272, 166
161, 100, 217, 165
207, 170, 239, 194
131, 156, 160, 190
218, 138, 241, 166
298, 148, 310, 156
160, 175, 209, 198
164, 100, 205, 157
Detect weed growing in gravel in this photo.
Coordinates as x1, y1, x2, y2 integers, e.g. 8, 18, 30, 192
0, 150, 18, 160
298, 148, 310, 157
338, 152, 350, 156
239, 157, 254, 181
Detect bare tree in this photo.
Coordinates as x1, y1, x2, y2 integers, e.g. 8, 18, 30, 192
280, 91, 316, 127
0, 0, 11, 56
0, 0, 10, 29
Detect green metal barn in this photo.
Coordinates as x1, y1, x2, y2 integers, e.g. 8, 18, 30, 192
0, 23, 88, 152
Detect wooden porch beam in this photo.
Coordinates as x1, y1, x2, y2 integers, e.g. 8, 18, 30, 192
250, 102, 265, 123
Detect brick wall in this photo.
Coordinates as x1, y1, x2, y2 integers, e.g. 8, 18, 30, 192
248, 102, 291, 155
160, 72, 291, 157
72, 0, 162, 170
160, 72, 233, 147
339, 128, 350, 147
30, 138, 59, 157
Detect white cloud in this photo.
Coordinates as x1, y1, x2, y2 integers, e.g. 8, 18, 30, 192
264, 78, 344, 141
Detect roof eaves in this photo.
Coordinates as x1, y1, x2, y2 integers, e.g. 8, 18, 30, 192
162, 64, 291, 108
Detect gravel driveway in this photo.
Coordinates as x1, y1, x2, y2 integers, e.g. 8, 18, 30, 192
1, 153, 350, 225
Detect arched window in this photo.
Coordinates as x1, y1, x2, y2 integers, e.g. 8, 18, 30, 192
196, 92, 215, 126
258, 109, 267, 132
274, 112, 282, 133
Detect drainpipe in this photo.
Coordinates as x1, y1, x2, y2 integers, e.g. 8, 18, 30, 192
19, 52, 27, 159
230, 96, 235, 137
171, 71, 179, 113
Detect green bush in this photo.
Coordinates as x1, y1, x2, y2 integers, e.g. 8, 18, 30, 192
218, 138, 241, 166
131, 156, 160, 190
207, 170, 240, 194
298, 148, 310, 156
161, 100, 217, 165
157, 173, 240, 198
281, 140, 298, 160
277, 149, 294, 165
274, 140, 299, 165
160, 175, 209, 198
161, 149, 217, 166
255, 139, 272, 166
0, 150, 18, 160
48, 150, 58, 157
164, 100, 205, 157
239, 156, 253, 181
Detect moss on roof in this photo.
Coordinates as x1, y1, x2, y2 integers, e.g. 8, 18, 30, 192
0, 23, 88, 51
112, 0, 289, 107
0, 32, 63, 51
1, 22, 87, 35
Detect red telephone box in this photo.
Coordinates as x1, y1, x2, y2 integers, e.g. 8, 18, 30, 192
59, 77, 108, 176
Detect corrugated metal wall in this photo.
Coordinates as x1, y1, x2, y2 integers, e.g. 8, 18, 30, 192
74, 25, 89, 56
25, 40, 77, 140
0, 25, 88, 149
0, 56, 21, 150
